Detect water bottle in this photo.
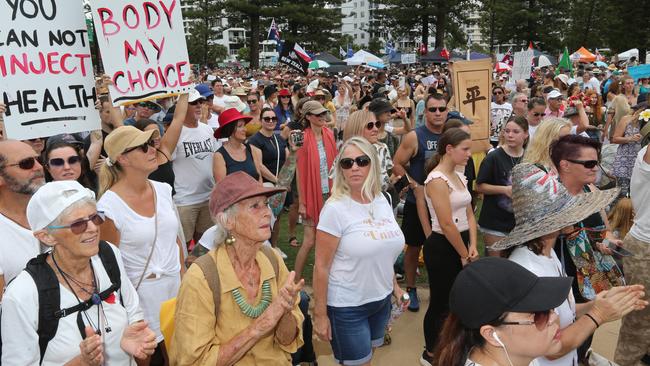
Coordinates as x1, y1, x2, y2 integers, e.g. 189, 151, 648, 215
390, 293, 410, 324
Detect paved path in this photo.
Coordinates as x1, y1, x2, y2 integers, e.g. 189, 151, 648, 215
308, 287, 621, 365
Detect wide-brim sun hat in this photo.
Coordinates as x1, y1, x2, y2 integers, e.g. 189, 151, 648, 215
104, 126, 160, 165
215, 108, 253, 138
490, 163, 619, 251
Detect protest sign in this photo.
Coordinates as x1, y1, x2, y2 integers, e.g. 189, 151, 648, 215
401, 53, 416, 65
279, 42, 311, 75
628, 64, 650, 81
90, 0, 192, 106
0, 0, 100, 140
512, 49, 534, 81
451, 59, 492, 153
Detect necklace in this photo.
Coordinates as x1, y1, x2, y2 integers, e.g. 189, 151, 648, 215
231, 280, 272, 318
503, 146, 523, 168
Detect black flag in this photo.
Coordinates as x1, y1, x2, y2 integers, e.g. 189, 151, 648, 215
279, 42, 311, 75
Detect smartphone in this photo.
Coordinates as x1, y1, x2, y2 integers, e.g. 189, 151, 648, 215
290, 130, 304, 147
393, 174, 411, 193
605, 239, 635, 257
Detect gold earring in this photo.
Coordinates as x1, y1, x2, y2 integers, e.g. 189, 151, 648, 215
225, 233, 236, 245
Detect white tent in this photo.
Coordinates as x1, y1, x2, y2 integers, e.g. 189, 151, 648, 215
618, 48, 638, 61
345, 50, 383, 65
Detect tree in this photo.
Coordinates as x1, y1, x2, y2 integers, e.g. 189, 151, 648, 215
182, 0, 225, 67
225, 0, 281, 68
368, 37, 382, 55
374, 0, 476, 49
237, 47, 250, 61
273, 0, 343, 52
601, 0, 650, 64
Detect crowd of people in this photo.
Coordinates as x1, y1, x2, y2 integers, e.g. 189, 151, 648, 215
0, 57, 649, 366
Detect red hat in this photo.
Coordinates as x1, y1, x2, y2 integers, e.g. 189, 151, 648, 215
278, 88, 291, 97
215, 108, 253, 138
209, 171, 286, 215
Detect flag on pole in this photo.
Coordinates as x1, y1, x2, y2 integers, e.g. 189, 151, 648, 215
501, 47, 513, 66
339, 46, 346, 58
528, 41, 534, 50
267, 18, 281, 41
557, 46, 573, 75
279, 42, 312, 74
441, 47, 450, 60
419, 43, 428, 55
347, 44, 354, 58
595, 48, 604, 61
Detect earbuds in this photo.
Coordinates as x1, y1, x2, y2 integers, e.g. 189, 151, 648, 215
493, 332, 505, 348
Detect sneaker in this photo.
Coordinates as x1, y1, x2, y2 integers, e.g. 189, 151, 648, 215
276, 247, 288, 259
420, 350, 433, 366
395, 273, 404, 281
407, 287, 420, 312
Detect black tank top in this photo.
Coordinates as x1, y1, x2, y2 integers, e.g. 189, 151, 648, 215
217, 143, 260, 181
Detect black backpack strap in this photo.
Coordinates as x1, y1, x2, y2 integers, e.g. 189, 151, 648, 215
97, 241, 121, 290
25, 252, 61, 364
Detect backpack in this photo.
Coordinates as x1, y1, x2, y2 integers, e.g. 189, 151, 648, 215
24, 241, 122, 364
160, 245, 279, 346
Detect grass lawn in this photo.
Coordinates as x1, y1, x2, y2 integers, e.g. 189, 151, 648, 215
274, 200, 486, 287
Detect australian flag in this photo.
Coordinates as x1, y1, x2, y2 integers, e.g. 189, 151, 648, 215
267, 18, 282, 52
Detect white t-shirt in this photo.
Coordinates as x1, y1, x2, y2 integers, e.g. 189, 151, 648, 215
97, 180, 181, 342
213, 95, 227, 108
570, 125, 590, 138
1, 244, 143, 366
317, 194, 404, 307
465, 359, 540, 366
0, 214, 41, 285
528, 124, 539, 143
171, 123, 219, 206
490, 102, 513, 142
509, 247, 577, 366
630, 146, 650, 243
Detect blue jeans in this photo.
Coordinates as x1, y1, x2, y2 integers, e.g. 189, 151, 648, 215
327, 294, 392, 365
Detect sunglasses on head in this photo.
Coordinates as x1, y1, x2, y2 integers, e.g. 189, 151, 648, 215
48, 212, 105, 235
427, 106, 447, 113
366, 121, 382, 130
501, 309, 553, 331
7, 156, 39, 170
262, 116, 278, 122
49, 156, 81, 167
339, 155, 371, 169
567, 159, 599, 169
124, 139, 155, 154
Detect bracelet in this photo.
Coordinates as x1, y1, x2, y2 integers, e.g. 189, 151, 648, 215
585, 313, 600, 328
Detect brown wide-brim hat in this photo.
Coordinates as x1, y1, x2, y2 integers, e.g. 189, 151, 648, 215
490, 163, 619, 251
209, 171, 286, 216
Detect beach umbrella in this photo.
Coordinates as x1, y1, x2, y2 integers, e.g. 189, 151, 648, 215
537, 55, 552, 67
308, 60, 330, 69
595, 61, 608, 68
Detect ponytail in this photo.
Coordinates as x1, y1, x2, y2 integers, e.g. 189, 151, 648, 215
433, 314, 485, 366
97, 162, 122, 198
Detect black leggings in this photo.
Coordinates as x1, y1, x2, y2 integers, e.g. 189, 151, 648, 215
423, 230, 470, 352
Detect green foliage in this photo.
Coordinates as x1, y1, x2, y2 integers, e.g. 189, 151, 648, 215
600, 0, 650, 63
273, 0, 343, 52
367, 37, 382, 55
182, 0, 226, 67
237, 47, 250, 61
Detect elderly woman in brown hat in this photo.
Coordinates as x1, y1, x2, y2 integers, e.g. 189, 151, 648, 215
169, 171, 304, 365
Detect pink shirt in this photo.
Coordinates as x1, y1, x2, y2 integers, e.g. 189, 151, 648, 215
424, 170, 472, 234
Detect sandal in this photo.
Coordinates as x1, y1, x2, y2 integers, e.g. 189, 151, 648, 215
289, 236, 301, 247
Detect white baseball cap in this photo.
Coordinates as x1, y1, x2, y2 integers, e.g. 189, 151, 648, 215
27, 181, 95, 231
546, 89, 563, 100
188, 88, 204, 103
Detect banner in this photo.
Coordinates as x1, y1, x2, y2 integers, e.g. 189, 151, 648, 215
90, 0, 193, 106
401, 53, 416, 65
279, 42, 311, 75
0, 0, 100, 140
451, 59, 492, 153
512, 50, 534, 81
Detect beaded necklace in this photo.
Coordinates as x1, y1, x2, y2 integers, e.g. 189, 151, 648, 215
231, 280, 272, 318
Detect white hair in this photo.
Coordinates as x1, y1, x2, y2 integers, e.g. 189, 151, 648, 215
210, 204, 239, 247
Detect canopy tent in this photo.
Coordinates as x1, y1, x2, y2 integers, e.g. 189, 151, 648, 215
313, 51, 351, 73
573, 47, 596, 63
420, 47, 449, 63
535, 55, 553, 67
618, 48, 639, 61
450, 51, 490, 61
345, 50, 382, 65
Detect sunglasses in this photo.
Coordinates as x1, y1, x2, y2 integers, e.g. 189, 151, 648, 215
48, 212, 105, 235
567, 159, 599, 169
7, 156, 39, 170
262, 116, 278, 122
189, 100, 204, 106
339, 155, 371, 170
49, 156, 81, 167
519, 99, 529, 103
124, 139, 155, 154
427, 106, 447, 113
280, 95, 291, 99
247, 99, 258, 104
366, 121, 382, 130
309, 112, 328, 118
501, 309, 553, 331
532, 112, 545, 117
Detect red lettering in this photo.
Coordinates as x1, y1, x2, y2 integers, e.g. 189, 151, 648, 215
11, 54, 29, 75
176, 61, 190, 86
113, 71, 128, 94
97, 8, 120, 37
164, 64, 177, 87
60, 54, 76, 74
159, 0, 176, 28
28, 52, 46, 74
47, 52, 60, 75
148, 37, 165, 61
144, 2, 161, 29
0, 56, 6, 77
127, 70, 145, 91
75, 54, 91, 76
122, 4, 140, 30
144, 68, 159, 89
124, 40, 149, 64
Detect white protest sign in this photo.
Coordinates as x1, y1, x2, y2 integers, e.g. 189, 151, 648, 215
421, 75, 437, 87
401, 53, 416, 65
0, 0, 100, 140
512, 50, 534, 81
91, 0, 193, 106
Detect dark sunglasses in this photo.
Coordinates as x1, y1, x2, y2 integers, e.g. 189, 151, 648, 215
493, 91, 503, 95
189, 100, 205, 106
7, 156, 39, 170
532, 112, 545, 117
427, 106, 447, 113
262, 116, 278, 122
366, 121, 382, 130
501, 309, 552, 331
247, 99, 258, 104
280, 95, 291, 99
48, 212, 105, 235
339, 155, 371, 170
567, 159, 599, 169
49, 156, 81, 167
124, 139, 155, 154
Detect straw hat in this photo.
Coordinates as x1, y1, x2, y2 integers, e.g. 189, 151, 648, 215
490, 163, 619, 251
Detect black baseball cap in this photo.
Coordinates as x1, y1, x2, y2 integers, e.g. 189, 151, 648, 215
368, 98, 395, 115
450, 257, 572, 329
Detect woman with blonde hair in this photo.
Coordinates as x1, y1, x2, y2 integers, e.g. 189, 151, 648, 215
392, 85, 416, 130
313, 136, 406, 366
523, 118, 572, 168
605, 94, 632, 143
611, 107, 645, 197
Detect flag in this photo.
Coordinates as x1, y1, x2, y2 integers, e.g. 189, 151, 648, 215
385, 41, 396, 58
339, 46, 346, 58
557, 46, 573, 75
441, 47, 450, 60
595, 48, 604, 61
279, 42, 312, 74
267, 18, 281, 41
347, 44, 354, 58
419, 43, 428, 55
528, 41, 534, 50
501, 47, 513, 66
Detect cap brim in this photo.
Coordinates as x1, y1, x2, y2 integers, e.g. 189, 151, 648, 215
229, 186, 287, 210
490, 187, 619, 251
308, 107, 328, 115
510, 276, 573, 313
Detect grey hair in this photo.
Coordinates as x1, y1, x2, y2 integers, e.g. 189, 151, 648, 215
511, 92, 527, 104
210, 204, 239, 247
48, 197, 97, 229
